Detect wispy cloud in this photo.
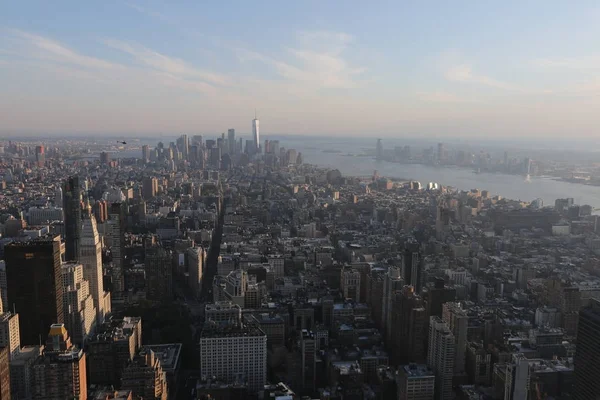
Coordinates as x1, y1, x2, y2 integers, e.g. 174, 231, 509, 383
416, 91, 475, 103
7, 29, 119, 70
124, 2, 171, 23
103, 39, 230, 86
533, 56, 600, 70
445, 64, 519, 90
237, 30, 367, 89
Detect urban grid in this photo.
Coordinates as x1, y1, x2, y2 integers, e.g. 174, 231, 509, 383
0, 117, 598, 400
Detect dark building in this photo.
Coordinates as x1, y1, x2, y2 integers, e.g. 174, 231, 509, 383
63, 176, 82, 261
390, 286, 427, 365
403, 246, 422, 293
0, 346, 9, 400
145, 244, 172, 302
425, 279, 456, 319
574, 298, 600, 399
4, 236, 63, 345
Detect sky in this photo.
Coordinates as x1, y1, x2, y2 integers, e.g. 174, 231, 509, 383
2, 1, 600, 139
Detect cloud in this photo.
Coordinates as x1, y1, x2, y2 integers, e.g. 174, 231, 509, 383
445, 64, 519, 90
237, 30, 366, 89
124, 2, 171, 23
103, 39, 229, 86
7, 29, 119, 70
416, 91, 474, 103
533, 56, 600, 70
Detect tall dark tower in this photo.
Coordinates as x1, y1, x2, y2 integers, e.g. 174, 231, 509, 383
574, 298, 600, 399
63, 176, 82, 261
4, 236, 63, 345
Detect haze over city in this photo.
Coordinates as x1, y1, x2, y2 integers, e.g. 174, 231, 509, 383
2, 1, 600, 140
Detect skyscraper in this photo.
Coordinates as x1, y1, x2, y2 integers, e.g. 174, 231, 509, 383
391, 286, 427, 365
5, 236, 63, 345
382, 266, 403, 343
121, 348, 168, 400
574, 298, 600, 398
0, 346, 9, 400
145, 244, 172, 302
427, 317, 455, 400
80, 213, 108, 324
107, 203, 125, 303
227, 129, 235, 155
442, 302, 468, 376
63, 176, 82, 261
142, 145, 150, 163
0, 312, 20, 361
61, 262, 96, 346
376, 138, 383, 160
252, 111, 260, 153
32, 324, 87, 400
142, 177, 158, 200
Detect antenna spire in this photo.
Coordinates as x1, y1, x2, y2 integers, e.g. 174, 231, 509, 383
254, 109, 257, 120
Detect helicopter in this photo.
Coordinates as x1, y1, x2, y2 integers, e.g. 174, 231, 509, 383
116, 140, 127, 145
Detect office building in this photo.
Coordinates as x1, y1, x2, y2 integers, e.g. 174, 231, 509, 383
252, 112, 260, 153
442, 302, 468, 375
0, 261, 6, 315
35, 145, 45, 167
121, 349, 168, 400
141, 145, 149, 163
397, 364, 435, 400
427, 317, 455, 400
425, 279, 456, 319
107, 203, 125, 302
142, 177, 158, 200
200, 323, 267, 392
80, 214, 108, 324
87, 317, 142, 387
0, 313, 20, 361
403, 247, 422, 293
145, 244, 172, 302
32, 324, 87, 400
187, 247, 204, 298
574, 298, 600, 398
176, 134, 188, 160
227, 129, 235, 155
382, 266, 403, 343
10, 345, 42, 400
205, 302, 241, 325
504, 353, 530, 400
340, 267, 361, 302
61, 262, 96, 346
391, 286, 427, 365
4, 236, 63, 345
376, 138, 383, 160
0, 346, 9, 400
62, 176, 82, 261
300, 330, 316, 392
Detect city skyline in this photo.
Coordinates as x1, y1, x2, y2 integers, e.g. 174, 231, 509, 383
2, 2, 600, 138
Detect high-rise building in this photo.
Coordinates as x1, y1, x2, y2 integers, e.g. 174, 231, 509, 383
10, 345, 42, 400
252, 112, 260, 153
142, 177, 158, 200
177, 134, 188, 160
0, 312, 20, 361
425, 279, 456, 320
145, 244, 172, 302
87, 316, 142, 387
376, 138, 383, 160
200, 323, 267, 392
32, 324, 87, 400
187, 247, 204, 298
80, 214, 108, 324
390, 286, 427, 365
574, 298, 600, 398
0, 261, 6, 315
62, 176, 82, 261
227, 129, 235, 155
427, 317, 455, 400
205, 302, 242, 325
100, 152, 110, 165
504, 353, 530, 400
4, 236, 63, 345
442, 302, 468, 375
300, 330, 316, 392
397, 364, 435, 400
107, 203, 125, 303
61, 262, 96, 346
0, 346, 10, 400
340, 268, 361, 302
382, 266, 403, 343
403, 247, 422, 293
35, 145, 45, 167
121, 348, 168, 400
141, 145, 150, 163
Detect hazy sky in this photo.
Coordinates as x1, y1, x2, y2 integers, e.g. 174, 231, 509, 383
2, 1, 600, 138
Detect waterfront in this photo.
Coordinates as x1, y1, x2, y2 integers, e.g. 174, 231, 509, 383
111, 136, 600, 209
